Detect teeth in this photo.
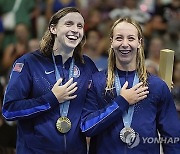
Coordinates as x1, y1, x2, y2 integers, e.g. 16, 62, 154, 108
119, 50, 131, 54
66, 35, 78, 40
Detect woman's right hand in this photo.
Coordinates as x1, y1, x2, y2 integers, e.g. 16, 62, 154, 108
52, 78, 78, 103
120, 81, 149, 105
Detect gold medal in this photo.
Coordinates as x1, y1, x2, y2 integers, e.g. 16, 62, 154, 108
56, 117, 71, 133
120, 127, 136, 144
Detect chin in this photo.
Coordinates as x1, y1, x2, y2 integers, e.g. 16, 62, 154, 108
66, 44, 78, 50
66, 41, 80, 49
119, 58, 132, 63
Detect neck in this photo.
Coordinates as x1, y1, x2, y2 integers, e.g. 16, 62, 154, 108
116, 61, 136, 71
53, 49, 73, 64
53, 41, 74, 64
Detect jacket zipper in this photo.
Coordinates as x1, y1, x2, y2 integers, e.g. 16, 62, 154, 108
125, 71, 128, 82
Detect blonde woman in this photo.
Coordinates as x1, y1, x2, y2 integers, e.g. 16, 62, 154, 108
81, 17, 180, 154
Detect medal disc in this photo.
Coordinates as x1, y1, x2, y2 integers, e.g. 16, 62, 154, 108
56, 117, 71, 133
120, 127, 136, 144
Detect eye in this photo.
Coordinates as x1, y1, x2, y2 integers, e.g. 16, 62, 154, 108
128, 37, 135, 41
77, 23, 83, 29
65, 21, 73, 27
115, 36, 123, 41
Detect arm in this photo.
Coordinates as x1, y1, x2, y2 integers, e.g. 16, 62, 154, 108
81, 78, 129, 137
157, 82, 180, 153
2, 58, 59, 121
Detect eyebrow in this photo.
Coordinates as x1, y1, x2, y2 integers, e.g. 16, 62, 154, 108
65, 20, 73, 23
114, 34, 136, 37
65, 20, 84, 25
128, 35, 136, 37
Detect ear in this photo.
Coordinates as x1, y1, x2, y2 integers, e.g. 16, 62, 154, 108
110, 37, 113, 49
110, 37, 113, 43
138, 38, 142, 48
49, 24, 57, 35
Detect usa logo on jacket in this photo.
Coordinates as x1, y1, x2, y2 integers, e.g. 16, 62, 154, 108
73, 65, 80, 78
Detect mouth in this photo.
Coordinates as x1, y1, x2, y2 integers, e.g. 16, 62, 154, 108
66, 35, 79, 41
119, 50, 131, 54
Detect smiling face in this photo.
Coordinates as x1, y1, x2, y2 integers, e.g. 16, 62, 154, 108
111, 22, 140, 70
50, 12, 84, 53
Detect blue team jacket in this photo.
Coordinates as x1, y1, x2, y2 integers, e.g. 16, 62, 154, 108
2, 50, 97, 154
81, 70, 180, 154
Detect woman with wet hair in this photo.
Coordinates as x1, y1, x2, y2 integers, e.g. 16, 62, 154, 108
2, 7, 97, 154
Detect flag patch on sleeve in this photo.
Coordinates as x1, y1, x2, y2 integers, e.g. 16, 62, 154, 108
13, 63, 24, 72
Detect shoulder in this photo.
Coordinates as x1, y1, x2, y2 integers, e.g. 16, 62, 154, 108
147, 74, 169, 93
148, 74, 166, 86
82, 55, 98, 72
12, 50, 47, 73
16, 50, 45, 63
83, 55, 94, 65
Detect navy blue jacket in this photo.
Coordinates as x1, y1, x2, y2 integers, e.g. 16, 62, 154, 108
2, 50, 97, 154
81, 70, 180, 154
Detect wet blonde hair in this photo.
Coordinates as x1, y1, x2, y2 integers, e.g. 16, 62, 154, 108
39, 7, 85, 63
106, 17, 148, 90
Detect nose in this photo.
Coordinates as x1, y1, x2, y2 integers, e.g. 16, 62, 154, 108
122, 39, 129, 48
71, 25, 78, 33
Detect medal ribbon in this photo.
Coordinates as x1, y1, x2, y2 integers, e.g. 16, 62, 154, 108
115, 70, 139, 128
52, 53, 74, 117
